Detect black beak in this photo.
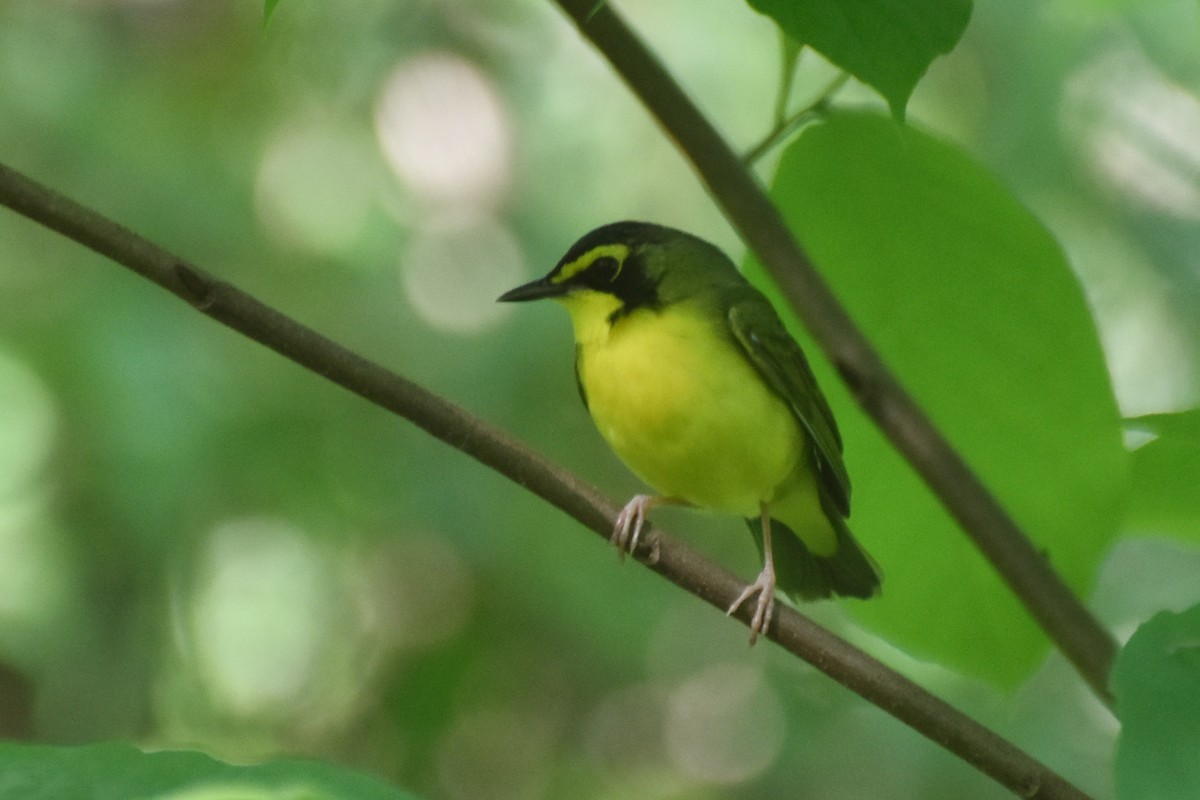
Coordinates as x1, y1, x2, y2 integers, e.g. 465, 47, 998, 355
497, 276, 565, 303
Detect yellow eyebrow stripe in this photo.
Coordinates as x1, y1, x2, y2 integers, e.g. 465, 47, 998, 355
552, 243, 630, 284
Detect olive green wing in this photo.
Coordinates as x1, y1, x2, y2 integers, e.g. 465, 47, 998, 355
728, 298, 851, 515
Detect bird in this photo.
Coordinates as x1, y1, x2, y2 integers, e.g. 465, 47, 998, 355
498, 221, 880, 643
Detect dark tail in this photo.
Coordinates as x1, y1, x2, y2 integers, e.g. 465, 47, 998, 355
745, 510, 881, 601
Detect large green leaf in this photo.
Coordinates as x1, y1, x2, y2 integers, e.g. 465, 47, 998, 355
0, 743, 420, 800
1113, 605, 1200, 800
745, 0, 972, 118
749, 111, 1126, 685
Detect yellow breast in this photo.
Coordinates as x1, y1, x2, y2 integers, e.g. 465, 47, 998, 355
563, 292, 804, 517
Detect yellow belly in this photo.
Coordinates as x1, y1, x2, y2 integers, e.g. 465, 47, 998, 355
577, 304, 804, 517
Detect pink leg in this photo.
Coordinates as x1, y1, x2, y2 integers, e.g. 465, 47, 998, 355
726, 503, 777, 645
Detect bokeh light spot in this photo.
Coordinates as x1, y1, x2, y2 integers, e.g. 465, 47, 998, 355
0, 349, 56, 497
664, 662, 785, 784
1064, 46, 1200, 220
374, 52, 512, 208
401, 215, 524, 333
190, 518, 331, 715
254, 122, 375, 257
0, 493, 67, 652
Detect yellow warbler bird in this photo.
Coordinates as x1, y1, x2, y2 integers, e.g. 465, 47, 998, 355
499, 222, 880, 642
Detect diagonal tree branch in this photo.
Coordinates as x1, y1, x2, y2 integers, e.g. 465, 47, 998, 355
1, 161, 1091, 800
549, 0, 1117, 704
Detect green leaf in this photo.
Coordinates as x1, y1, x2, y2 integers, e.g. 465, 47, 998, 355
1126, 410, 1200, 541
1113, 605, 1200, 800
264, 0, 281, 26
750, 111, 1127, 685
745, 0, 972, 119
0, 743, 420, 800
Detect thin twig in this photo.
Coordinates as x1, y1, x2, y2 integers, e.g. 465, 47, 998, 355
772, 36, 803, 128
550, 0, 1117, 705
0, 162, 1093, 799
745, 69, 850, 166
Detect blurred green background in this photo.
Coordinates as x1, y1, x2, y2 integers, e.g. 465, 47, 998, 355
2, 0, 1200, 798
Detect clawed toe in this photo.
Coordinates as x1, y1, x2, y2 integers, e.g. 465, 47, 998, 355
727, 572, 777, 645
612, 494, 654, 561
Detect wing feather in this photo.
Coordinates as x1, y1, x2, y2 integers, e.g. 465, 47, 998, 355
727, 299, 851, 515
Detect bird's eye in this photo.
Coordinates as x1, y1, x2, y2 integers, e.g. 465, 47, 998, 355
585, 255, 620, 287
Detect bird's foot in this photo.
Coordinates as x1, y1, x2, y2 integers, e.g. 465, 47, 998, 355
612, 494, 657, 562
727, 566, 777, 645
